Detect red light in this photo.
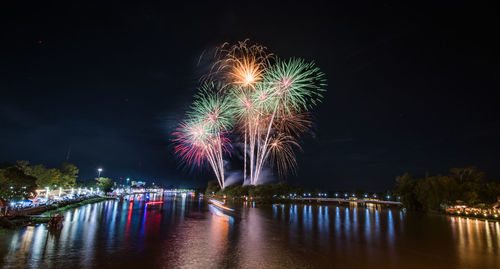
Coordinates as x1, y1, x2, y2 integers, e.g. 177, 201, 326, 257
146, 201, 163, 205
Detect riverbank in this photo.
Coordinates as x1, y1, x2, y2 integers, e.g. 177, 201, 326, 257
42, 197, 114, 216
0, 197, 114, 229
444, 211, 500, 222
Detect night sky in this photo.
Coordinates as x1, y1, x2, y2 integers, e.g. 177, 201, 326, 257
1, 1, 499, 191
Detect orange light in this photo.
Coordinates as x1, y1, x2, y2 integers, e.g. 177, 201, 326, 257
209, 199, 234, 211
146, 201, 164, 205
231, 57, 263, 87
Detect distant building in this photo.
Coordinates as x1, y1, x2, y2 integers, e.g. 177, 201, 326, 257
131, 181, 145, 188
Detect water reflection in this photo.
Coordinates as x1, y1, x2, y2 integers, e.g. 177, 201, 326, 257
1, 199, 499, 269
451, 216, 500, 268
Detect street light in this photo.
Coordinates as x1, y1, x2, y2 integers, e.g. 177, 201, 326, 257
97, 168, 103, 178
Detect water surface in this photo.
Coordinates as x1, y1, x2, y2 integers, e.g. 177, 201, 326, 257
1, 195, 499, 268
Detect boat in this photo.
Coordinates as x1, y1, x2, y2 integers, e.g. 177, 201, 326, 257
47, 214, 65, 230
209, 199, 234, 212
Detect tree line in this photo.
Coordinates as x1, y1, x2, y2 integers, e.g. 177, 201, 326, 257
393, 167, 500, 212
0, 160, 114, 201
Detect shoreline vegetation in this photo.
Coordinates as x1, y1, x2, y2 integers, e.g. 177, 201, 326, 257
1, 159, 117, 230
392, 167, 500, 221
206, 166, 500, 222
206, 182, 399, 206
41, 197, 114, 216
0, 197, 113, 229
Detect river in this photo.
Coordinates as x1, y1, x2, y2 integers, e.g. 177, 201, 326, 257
1, 194, 499, 268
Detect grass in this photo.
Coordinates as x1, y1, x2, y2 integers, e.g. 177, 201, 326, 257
42, 197, 113, 216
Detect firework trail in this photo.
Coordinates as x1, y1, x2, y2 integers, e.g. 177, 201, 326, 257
251, 57, 326, 184
173, 82, 233, 189
211, 40, 273, 184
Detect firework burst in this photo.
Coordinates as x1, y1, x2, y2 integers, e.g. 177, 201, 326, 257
274, 111, 313, 138
263, 57, 327, 113
173, 40, 327, 188
249, 58, 326, 185
172, 119, 209, 167
173, 83, 234, 189
267, 133, 302, 177
209, 39, 273, 89
172, 118, 232, 189
189, 82, 234, 132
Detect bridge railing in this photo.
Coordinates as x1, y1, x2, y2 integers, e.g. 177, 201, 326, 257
290, 197, 402, 205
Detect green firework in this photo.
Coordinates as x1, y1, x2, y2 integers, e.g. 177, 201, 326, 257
263, 57, 327, 114
188, 82, 234, 133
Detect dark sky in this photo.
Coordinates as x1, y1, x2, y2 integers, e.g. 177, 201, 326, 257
1, 1, 499, 191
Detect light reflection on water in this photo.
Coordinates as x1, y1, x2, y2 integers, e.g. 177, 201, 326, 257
0, 198, 499, 269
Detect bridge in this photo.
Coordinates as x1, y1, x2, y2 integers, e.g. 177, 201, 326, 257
290, 197, 403, 206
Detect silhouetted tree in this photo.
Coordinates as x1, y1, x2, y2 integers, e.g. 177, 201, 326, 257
394, 173, 422, 211
393, 167, 500, 211
205, 180, 221, 196
97, 177, 114, 193
15, 160, 77, 188
60, 163, 79, 187
0, 167, 37, 201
